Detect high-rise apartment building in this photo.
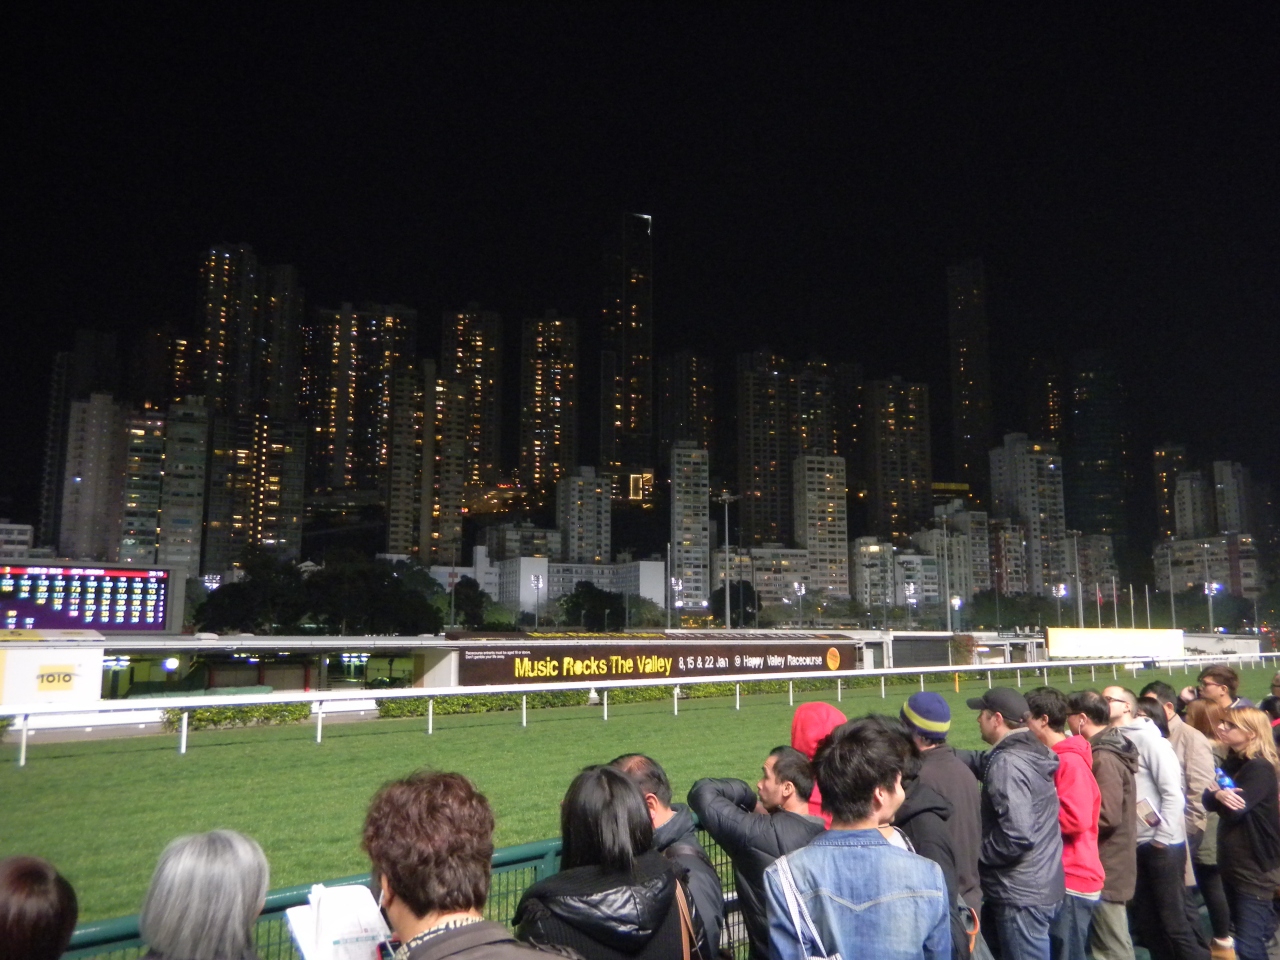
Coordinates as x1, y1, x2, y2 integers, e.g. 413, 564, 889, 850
1154, 534, 1262, 600
1175, 470, 1215, 539
657, 351, 715, 473
1213, 461, 1252, 534
1025, 354, 1066, 445
852, 537, 895, 611
865, 377, 932, 543
670, 442, 711, 605
948, 259, 994, 503
990, 433, 1067, 597
430, 377, 471, 565
117, 413, 167, 563
264, 265, 304, 419
519, 311, 578, 504
441, 304, 503, 486
793, 455, 850, 598
156, 399, 210, 569
1066, 351, 1127, 544
1153, 443, 1188, 541
600, 214, 655, 486
558, 467, 611, 564
201, 244, 261, 417
59, 393, 127, 560
385, 359, 435, 558
989, 520, 1029, 595
937, 500, 993, 594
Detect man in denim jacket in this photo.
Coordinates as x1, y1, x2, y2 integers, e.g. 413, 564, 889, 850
763, 720, 950, 960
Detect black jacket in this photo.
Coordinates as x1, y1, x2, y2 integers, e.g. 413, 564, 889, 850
915, 745, 983, 911
652, 803, 724, 955
514, 849, 684, 960
408, 921, 564, 960
688, 777, 825, 960
1204, 753, 1280, 898
896, 780, 970, 960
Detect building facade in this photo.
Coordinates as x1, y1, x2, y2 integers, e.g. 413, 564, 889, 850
600, 213, 655, 486
792, 455, 850, 598
519, 311, 578, 505
989, 433, 1067, 597
1153, 443, 1187, 541
59, 393, 126, 561
156, 399, 210, 569
558, 467, 611, 564
670, 442, 711, 605
947, 259, 994, 503
1154, 534, 1262, 600
117, 413, 167, 563
865, 377, 932, 543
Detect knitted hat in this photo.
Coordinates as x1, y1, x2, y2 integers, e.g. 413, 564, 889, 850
901, 692, 951, 741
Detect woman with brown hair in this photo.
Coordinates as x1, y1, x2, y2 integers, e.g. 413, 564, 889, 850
1186, 698, 1236, 956
1204, 707, 1280, 960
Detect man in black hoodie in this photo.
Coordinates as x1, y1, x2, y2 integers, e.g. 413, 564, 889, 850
689, 747, 825, 960
610, 754, 725, 953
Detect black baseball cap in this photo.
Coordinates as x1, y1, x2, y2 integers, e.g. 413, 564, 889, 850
966, 688, 1031, 723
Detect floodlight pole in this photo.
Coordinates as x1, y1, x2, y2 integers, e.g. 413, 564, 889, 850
716, 492, 739, 629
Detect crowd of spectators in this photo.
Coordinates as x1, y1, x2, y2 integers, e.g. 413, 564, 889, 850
5, 663, 1280, 960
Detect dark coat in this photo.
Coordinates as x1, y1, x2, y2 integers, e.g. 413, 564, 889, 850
915, 744, 983, 912
408, 921, 563, 960
514, 849, 684, 960
1089, 726, 1139, 902
1204, 753, 1280, 898
895, 780, 971, 960
687, 777, 825, 960
652, 803, 724, 954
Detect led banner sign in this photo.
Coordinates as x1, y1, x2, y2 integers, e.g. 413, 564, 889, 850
1, 566, 170, 633
457, 641, 859, 686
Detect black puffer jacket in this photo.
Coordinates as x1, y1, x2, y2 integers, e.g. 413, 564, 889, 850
688, 777, 824, 960
895, 781, 969, 960
514, 849, 685, 960
653, 803, 724, 955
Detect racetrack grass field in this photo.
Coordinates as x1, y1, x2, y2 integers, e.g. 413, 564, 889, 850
2, 663, 1272, 922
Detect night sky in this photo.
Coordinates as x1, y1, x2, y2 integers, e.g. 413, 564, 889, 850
6, 7, 1279, 528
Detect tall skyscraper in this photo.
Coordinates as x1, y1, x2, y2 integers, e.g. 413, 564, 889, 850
302, 302, 419, 493
793, 455, 850, 598
865, 377, 932, 543
117, 412, 167, 563
1174, 470, 1215, 539
1025, 354, 1066, 444
430, 377, 471, 565
59, 393, 126, 560
1213, 461, 1253, 534
948, 259, 994, 503
670, 442, 711, 605
385, 359, 435, 559
656, 351, 714, 472
1066, 350, 1127, 545
264, 265, 304, 419
156, 398, 210, 569
558, 467, 611, 563
600, 213, 655, 487
201, 244, 261, 417
990, 433, 1067, 597
441, 304, 503, 487
519, 311, 578, 505
1153, 443, 1187, 540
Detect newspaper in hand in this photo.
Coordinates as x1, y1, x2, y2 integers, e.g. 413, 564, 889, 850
286, 882, 391, 960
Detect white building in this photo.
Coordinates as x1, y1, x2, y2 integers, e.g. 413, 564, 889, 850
852, 537, 894, 610
485, 521, 561, 562
792, 455, 850, 598
1175, 470, 1215, 539
990, 520, 1029, 595
157, 399, 210, 570
937, 499, 992, 593
1064, 533, 1119, 600
989, 433, 1066, 597
60, 393, 127, 561
670, 442, 711, 604
118, 413, 166, 563
0, 521, 35, 560
558, 467, 611, 563
913, 527, 974, 600
1213, 461, 1252, 534
1154, 534, 1262, 600
894, 553, 940, 608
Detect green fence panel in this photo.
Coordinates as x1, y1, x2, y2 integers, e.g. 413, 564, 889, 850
64, 831, 745, 960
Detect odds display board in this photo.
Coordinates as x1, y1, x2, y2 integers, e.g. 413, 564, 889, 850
458, 638, 859, 686
1046, 627, 1184, 660
1, 566, 170, 632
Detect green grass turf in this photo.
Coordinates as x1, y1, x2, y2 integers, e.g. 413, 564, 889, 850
2, 663, 1270, 922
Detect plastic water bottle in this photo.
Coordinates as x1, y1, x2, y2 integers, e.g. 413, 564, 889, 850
1215, 768, 1236, 790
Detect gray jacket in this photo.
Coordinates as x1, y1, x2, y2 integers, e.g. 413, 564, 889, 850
1119, 717, 1187, 846
962, 729, 1065, 907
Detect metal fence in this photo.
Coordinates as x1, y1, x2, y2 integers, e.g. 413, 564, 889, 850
63, 830, 741, 960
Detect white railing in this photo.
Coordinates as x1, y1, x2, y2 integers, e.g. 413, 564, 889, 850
4, 651, 1276, 767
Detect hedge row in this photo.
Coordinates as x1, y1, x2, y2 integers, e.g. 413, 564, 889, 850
0, 716, 12, 738
160, 703, 312, 731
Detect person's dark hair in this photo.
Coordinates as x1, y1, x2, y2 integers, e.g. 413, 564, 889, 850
362, 771, 494, 918
1066, 689, 1110, 728
768, 745, 815, 801
1259, 695, 1280, 723
1199, 664, 1240, 697
561, 766, 653, 873
0, 857, 78, 960
1025, 687, 1069, 733
1139, 680, 1178, 707
608, 753, 673, 806
813, 719, 906, 824
1137, 697, 1170, 738
845, 714, 922, 778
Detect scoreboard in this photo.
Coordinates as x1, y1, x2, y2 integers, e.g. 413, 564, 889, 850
1, 566, 172, 632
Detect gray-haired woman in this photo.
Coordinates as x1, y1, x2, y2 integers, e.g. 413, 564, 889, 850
140, 830, 269, 960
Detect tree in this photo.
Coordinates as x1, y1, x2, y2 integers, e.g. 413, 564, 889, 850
449, 576, 489, 629
196, 547, 306, 634
559, 581, 626, 631
304, 554, 443, 635
709, 580, 760, 626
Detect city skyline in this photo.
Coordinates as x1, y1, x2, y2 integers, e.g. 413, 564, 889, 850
5, 9, 1279, 536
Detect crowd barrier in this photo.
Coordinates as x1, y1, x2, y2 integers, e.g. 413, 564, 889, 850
5, 651, 1278, 767
63, 829, 741, 960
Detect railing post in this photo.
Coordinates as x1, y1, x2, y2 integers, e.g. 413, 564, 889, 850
1091, 666, 1096, 681
1068, 667, 1073, 685
428, 698, 434, 735
603, 689, 608, 721
789, 681, 793, 706
920, 673, 925, 691
1112, 664, 1117, 679
735, 683, 740, 711
673, 686, 679, 717
1016, 669, 1021, 688
880, 676, 885, 699
315, 702, 323, 744
522, 695, 527, 728
987, 671, 992, 689
179, 711, 188, 755
19, 714, 29, 768
837, 678, 842, 702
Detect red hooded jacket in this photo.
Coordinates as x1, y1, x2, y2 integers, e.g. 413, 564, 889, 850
790, 702, 847, 826
1052, 734, 1105, 894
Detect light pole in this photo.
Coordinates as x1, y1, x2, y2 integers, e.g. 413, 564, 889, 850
1053, 583, 1067, 627
904, 580, 917, 630
716, 492, 739, 629
672, 578, 684, 628
793, 581, 806, 629
951, 595, 963, 634
1072, 534, 1084, 627
1167, 547, 1177, 628
941, 516, 952, 632
1206, 580, 1220, 633
531, 574, 543, 629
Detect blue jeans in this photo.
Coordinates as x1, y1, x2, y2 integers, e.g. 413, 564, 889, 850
1048, 894, 1096, 960
1223, 882, 1280, 960
982, 901, 1059, 960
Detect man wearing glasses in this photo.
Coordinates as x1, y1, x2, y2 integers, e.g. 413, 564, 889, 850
1178, 664, 1255, 711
